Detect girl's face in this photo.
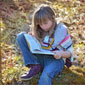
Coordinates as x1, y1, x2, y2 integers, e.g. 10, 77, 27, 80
39, 19, 53, 31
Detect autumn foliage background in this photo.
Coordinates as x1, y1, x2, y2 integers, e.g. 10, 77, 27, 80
0, 0, 85, 85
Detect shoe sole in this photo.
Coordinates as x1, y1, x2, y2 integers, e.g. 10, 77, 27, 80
21, 71, 41, 81
21, 76, 33, 81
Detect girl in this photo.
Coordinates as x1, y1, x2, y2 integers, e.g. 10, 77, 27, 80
16, 4, 74, 85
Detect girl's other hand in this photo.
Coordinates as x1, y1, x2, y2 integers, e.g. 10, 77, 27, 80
52, 51, 62, 59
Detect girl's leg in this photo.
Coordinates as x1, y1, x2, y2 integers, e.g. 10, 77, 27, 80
38, 56, 64, 85
16, 32, 44, 80
16, 32, 39, 66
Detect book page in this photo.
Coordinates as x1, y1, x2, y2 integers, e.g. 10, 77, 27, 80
24, 34, 41, 51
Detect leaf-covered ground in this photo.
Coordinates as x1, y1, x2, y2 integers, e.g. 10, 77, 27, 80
1, 0, 85, 85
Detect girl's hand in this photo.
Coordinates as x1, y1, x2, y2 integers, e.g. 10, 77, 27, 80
28, 32, 34, 36
52, 51, 62, 59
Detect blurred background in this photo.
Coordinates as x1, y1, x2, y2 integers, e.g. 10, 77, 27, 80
0, 0, 85, 85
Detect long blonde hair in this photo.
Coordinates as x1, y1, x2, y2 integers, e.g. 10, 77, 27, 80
32, 4, 57, 42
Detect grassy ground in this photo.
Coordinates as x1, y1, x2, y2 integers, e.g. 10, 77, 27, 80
4, 64, 85, 85
30, 66, 85, 85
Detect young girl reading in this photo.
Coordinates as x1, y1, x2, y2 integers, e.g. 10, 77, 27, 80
16, 4, 74, 85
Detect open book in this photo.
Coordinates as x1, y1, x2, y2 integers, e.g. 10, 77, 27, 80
24, 34, 55, 55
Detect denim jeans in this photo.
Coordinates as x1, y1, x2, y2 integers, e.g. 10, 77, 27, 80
16, 32, 65, 85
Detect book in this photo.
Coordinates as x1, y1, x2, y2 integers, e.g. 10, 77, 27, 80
24, 34, 55, 55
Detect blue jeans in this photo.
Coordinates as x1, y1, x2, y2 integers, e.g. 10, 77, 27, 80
16, 32, 65, 85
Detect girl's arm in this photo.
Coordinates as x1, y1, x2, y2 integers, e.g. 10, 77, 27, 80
53, 50, 71, 59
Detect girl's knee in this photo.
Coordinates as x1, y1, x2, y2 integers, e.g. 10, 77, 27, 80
16, 32, 26, 42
